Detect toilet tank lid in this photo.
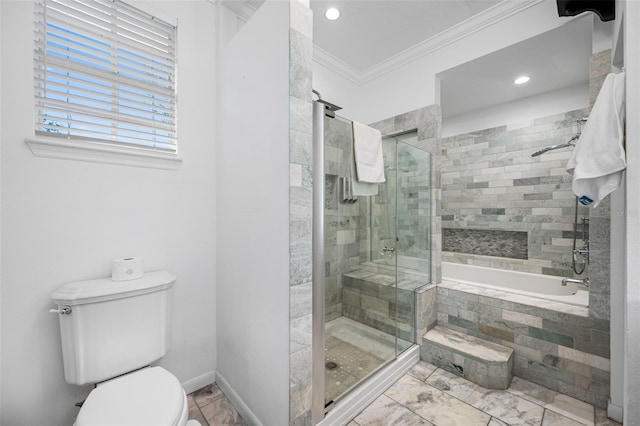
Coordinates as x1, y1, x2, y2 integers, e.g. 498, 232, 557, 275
51, 270, 176, 305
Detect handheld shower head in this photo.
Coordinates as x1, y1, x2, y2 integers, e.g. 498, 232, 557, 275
531, 147, 554, 157
530, 117, 587, 158
530, 135, 579, 157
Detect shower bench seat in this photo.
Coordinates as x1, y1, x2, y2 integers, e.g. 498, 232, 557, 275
342, 265, 429, 343
421, 325, 513, 389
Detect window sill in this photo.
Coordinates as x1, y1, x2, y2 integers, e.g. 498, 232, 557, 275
25, 137, 182, 170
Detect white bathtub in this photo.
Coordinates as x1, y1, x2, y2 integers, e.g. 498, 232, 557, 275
441, 262, 589, 309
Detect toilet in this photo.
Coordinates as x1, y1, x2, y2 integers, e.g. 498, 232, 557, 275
51, 270, 200, 426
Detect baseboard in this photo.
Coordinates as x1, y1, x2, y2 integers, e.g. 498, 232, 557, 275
181, 370, 216, 395
319, 345, 420, 426
215, 371, 263, 426
607, 400, 623, 423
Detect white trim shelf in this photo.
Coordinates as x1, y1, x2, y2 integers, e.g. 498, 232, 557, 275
25, 137, 182, 170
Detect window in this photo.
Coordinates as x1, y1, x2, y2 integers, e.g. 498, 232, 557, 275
31, 0, 178, 163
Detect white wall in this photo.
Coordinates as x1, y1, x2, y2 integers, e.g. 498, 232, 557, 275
0, 1, 217, 425
442, 83, 589, 137
314, 0, 579, 124
216, 2, 290, 425
623, 0, 640, 423
0, 0, 3, 421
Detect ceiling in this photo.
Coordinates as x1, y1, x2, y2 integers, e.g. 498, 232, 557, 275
309, 0, 502, 72
222, 0, 594, 119
439, 15, 592, 117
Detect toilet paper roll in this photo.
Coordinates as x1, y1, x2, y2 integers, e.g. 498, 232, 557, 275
111, 257, 144, 281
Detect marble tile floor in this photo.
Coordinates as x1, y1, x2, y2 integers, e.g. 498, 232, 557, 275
186, 360, 623, 426
187, 383, 246, 426
348, 361, 622, 426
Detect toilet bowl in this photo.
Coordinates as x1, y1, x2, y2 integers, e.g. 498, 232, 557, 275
75, 367, 193, 426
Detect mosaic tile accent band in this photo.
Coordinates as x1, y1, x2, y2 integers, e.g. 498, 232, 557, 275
443, 228, 528, 259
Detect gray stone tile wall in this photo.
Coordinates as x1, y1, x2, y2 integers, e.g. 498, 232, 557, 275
288, 2, 314, 424
370, 105, 442, 283
435, 286, 610, 408
586, 50, 612, 321
441, 108, 590, 277
371, 141, 432, 278
324, 116, 369, 322
342, 271, 415, 342
440, 49, 613, 324
415, 284, 438, 342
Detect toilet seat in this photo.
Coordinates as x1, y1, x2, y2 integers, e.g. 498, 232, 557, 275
75, 367, 187, 426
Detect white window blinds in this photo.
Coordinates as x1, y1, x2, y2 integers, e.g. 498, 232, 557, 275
34, 0, 178, 153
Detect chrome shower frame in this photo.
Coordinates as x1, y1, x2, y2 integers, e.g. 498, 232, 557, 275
311, 99, 326, 425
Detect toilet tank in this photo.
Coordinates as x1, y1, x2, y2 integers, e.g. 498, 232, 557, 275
51, 271, 176, 385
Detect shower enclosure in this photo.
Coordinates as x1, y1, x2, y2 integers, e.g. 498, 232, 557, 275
312, 100, 432, 420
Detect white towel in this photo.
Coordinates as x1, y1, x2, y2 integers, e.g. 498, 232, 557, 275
567, 72, 626, 207
349, 145, 378, 196
352, 121, 386, 183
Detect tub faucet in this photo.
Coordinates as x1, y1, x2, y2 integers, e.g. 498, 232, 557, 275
561, 277, 589, 290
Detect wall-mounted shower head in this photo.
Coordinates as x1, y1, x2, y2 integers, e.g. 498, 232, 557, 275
312, 89, 342, 118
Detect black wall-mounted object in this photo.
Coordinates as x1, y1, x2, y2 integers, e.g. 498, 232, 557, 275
556, 0, 615, 21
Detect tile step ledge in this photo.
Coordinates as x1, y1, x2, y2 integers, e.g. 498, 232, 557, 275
421, 325, 514, 389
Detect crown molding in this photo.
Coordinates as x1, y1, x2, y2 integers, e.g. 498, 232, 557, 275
313, 45, 364, 84
313, 0, 546, 85
218, 1, 259, 23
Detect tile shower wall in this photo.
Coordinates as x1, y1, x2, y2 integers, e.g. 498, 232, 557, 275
441, 107, 590, 277
288, 1, 314, 425
324, 117, 369, 322
370, 105, 442, 284
327, 107, 441, 340
371, 139, 432, 274
585, 50, 612, 321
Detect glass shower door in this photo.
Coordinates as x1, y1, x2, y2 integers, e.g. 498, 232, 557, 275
322, 115, 398, 408
394, 137, 431, 352
373, 133, 431, 354
321, 120, 431, 410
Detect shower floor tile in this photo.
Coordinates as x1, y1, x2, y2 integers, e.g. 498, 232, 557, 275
324, 316, 414, 405
325, 335, 388, 404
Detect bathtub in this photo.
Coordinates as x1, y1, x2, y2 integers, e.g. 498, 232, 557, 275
441, 262, 589, 309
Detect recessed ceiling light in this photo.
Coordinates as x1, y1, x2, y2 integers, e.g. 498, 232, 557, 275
325, 7, 340, 20
514, 75, 530, 85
